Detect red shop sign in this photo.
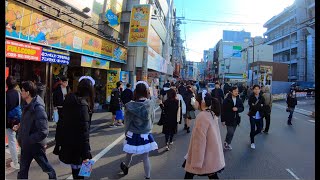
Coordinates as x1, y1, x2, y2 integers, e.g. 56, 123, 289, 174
6, 39, 42, 61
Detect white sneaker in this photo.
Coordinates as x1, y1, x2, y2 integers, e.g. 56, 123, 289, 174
10, 162, 20, 169
227, 144, 232, 150
169, 142, 173, 145
250, 143, 256, 149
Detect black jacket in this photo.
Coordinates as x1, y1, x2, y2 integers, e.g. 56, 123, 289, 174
53, 85, 70, 107
178, 85, 187, 97
121, 88, 133, 105
6, 89, 20, 129
17, 96, 48, 149
183, 91, 195, 111
248, 94, 266, 118
110, 88, 122, 108
211, 88, 224, 104
221, 94, 244, 126
286, 94, 297, 108
53, 93, 92, 165
162, 99, 179, 135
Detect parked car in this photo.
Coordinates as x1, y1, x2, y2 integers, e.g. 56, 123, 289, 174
290, 81, 315, 92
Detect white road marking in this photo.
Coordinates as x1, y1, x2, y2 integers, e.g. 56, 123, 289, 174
66, 134, 126, 179
308, 120, 315, 123
286, 168, 300, 179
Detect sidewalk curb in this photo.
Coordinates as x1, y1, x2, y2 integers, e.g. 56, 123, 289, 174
5, 112, 113, 168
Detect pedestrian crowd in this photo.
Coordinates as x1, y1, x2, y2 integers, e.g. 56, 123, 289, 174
6, 75, 299, 179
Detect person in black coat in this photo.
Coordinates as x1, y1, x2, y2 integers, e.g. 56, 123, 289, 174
211, 82, 224, 105
183, 86, 196, 133
110, 81, 123, 127
121, 83, 133, 105
247, 85, 266, 149
162, 89, 179, 151
32, 75, 46, 101
53, 76, 70, 122
53, 78, 94, 179
286, 90, 297, 125
221, 86, 244, 150
6, 76, 21, 169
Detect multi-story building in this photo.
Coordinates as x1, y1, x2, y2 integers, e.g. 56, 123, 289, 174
122, 0, 175, 88
172, 17, 186, 80
263, 0, 315, 82
223, 30, 251, 43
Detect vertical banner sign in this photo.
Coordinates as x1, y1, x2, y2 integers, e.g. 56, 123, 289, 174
106, 68, 121, 103
128, 4, 151, 46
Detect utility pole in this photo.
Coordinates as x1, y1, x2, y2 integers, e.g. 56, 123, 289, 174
251, 38, 255, 86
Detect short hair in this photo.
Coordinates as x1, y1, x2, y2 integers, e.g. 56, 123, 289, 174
60, 76, 68, 82
215, 82, 220, 85
134, 83, 148, 100
32, 74, 41, 83
21, 81, 38, 98
6, 76, 17, 90
253, 84, 260, 89
126, 83, 132, 88
230, 86, 238, 92
116, 81, 122, 88
167, 89, 177, 100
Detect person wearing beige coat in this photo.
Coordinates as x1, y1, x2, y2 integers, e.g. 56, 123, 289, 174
184, 92, 225, 179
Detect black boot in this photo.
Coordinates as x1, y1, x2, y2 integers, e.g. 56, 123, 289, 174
184, 124, 187, 130
71, 168, 84, 179
120, 162, 129, 175
187, 127, 190, 133
287, 119, 292, 125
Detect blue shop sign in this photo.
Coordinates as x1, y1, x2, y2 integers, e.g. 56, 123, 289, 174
41, 48, 70, 64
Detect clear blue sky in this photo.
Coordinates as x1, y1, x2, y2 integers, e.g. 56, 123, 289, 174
174, 0, 295, 62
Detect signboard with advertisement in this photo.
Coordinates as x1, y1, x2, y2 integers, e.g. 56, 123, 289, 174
6, 39, 42, 61
128, 4, 152, 46
81, 55, 110, 69
223, 45, 242, 58
120, 71, 129, 88
105, 0, 123, 32
5, 0, 127, 63
41, 48, 70, 64
147, 47, 167, 73
106, 68, 121, 103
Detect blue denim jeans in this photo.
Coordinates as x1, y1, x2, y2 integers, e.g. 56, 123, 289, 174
17, 144, 56, 179
288, 107, 295, 121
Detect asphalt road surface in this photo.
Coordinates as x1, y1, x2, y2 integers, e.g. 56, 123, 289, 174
6, 101, 315, 179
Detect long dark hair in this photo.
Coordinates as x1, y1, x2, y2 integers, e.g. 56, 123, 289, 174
77, 78, 95, 110
196, 92, 221, 116
167, 89, 177, 101
133, 83, 148, 101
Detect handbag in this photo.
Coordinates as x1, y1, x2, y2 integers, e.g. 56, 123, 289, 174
115, 110, 124, 120
177, 100, 181, 123
157, 109, 166, 126
8, 92, 22, 127
189, 111, 196, 119
286, 107, 290, 112
53, 109, 59, 122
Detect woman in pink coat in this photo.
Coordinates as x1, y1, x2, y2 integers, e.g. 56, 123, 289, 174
184, 92, 225, 179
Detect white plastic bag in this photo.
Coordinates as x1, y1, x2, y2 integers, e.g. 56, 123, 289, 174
190, 97, 196, 106
53, 109, 59, 122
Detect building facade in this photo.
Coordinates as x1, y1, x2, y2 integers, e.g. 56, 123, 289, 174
5, 0, 128, 117
263, 0, 315, 82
